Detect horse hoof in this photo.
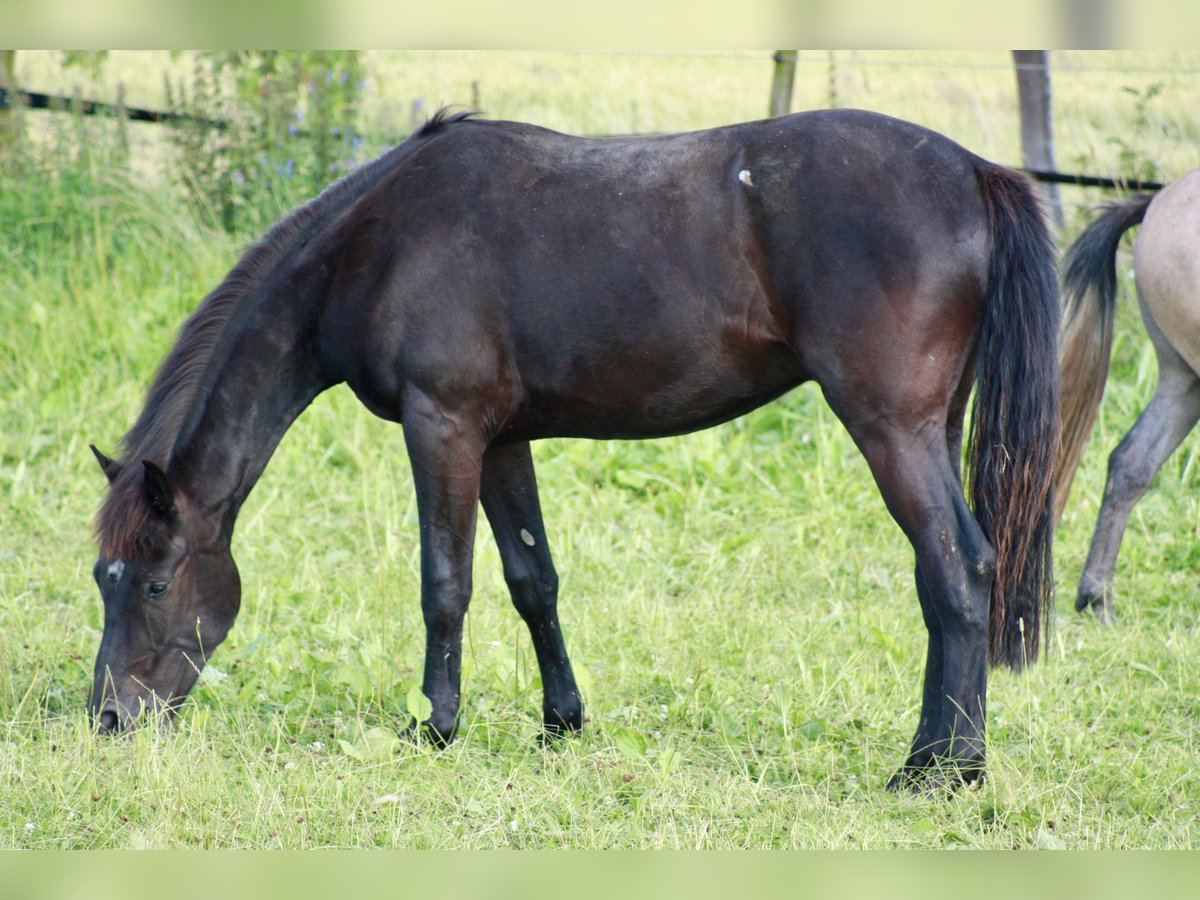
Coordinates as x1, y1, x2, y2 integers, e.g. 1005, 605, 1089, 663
887, 759, 985, 794
537, 717, 583, 748
543, 704, 584, 734
1076, 591, 1114, 624
886, 768, 919, 792
401, 717, 457, 749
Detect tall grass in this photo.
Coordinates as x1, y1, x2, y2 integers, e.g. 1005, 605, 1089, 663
1, 51, 1199, 848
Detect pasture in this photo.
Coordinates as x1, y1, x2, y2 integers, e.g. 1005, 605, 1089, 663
2, 51, 1199, 848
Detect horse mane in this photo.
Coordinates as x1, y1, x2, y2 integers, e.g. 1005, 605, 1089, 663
96, 109, 480, 557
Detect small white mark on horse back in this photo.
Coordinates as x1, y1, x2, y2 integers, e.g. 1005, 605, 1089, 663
520, 528, 536, 547
738, 169, 754, 188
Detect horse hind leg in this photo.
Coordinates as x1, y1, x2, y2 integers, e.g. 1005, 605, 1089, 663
895, 378, 975, 788
479, 442, 583, 739
1077, 342, 1200, 623
832, 409, 993, 790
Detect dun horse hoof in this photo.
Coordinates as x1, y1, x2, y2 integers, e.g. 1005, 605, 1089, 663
1075, 591, 1114, 624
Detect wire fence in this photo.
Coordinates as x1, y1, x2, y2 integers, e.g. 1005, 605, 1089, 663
0, 86, 222, 129
527, 49, 1200, 74
0, 85, 1172, 196
5, 51, 1195, 201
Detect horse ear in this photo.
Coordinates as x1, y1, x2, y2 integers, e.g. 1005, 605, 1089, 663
90, 444, 123, 484
141, 460, 177, 521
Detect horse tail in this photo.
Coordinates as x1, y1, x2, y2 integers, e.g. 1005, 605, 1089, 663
968, 165, 1060, 670
1054, 193, 1155, 525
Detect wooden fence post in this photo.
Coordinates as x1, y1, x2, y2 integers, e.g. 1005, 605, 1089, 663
769, 51, 797, 118
115, 82, 130, 158
1013, 50, 1064, 229
1, 50, 20, 153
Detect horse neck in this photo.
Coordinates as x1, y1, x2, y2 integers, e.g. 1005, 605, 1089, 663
169, 278, 331, 537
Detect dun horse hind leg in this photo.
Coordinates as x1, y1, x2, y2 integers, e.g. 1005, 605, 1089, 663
479, 441, 584, 739
1077, 340, 1200, 623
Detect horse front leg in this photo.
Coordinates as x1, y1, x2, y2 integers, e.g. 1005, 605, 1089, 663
479, 441, 583, 739
402, 395, 484, 745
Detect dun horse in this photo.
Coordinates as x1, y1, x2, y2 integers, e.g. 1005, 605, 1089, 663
1056, 171, 1200, 623
89, 109, 1058, 789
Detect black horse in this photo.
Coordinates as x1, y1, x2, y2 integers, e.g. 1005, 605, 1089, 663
89, 109, 1058, 790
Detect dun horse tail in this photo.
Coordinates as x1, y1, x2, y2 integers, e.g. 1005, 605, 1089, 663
1054, 192, 1156, 525
968, 165, 1061, 670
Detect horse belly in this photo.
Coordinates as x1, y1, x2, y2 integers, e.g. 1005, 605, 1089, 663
508, 328, 804, 440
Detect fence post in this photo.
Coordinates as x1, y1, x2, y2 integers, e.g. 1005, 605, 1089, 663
115, 82, 130, 158
0, 50, 20, 153
769, 51, 797, 118
1013, 50, 1064, 229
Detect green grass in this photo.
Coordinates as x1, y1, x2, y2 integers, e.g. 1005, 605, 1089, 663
2, 51, 1200, 848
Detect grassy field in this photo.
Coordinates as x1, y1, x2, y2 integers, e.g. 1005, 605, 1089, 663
2, 51, 1199, 848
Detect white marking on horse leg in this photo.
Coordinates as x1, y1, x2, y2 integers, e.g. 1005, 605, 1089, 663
520, 528, 536, 547
738, 169, 754, 187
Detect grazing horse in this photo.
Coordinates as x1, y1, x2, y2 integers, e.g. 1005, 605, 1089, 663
89, 109, 1058, 790
1056, 171, 1200, 623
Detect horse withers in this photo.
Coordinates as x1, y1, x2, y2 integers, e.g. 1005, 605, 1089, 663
89, 109, 1059, 790
1056, 171, 1200, 623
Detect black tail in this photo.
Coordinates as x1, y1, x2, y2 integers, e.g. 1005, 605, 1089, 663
1054, 194, 1155, 524
968, 165, 1061, 670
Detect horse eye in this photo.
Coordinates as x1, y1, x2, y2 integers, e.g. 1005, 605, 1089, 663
145, 581, 170, 600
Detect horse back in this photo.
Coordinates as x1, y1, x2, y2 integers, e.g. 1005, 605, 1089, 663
317, 110, 993, 440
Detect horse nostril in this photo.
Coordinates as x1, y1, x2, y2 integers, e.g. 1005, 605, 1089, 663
97, 710, 120, 733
